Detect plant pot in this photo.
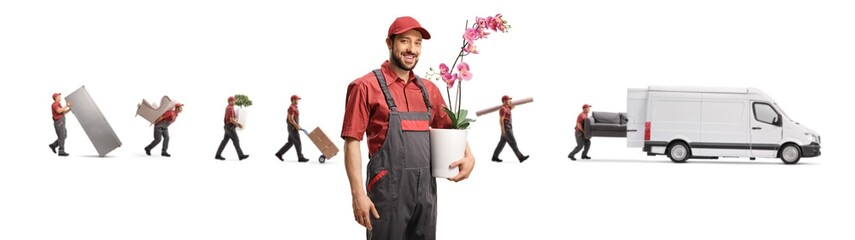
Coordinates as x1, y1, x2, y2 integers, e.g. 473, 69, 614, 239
236, 108, 248, 131
430, 128, 467, 178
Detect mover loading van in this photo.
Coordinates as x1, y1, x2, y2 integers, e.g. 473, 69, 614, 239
624, 86, 820, 164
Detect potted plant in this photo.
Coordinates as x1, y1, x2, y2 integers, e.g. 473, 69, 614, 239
233, 94, 252, 130
425, 14, 511, 178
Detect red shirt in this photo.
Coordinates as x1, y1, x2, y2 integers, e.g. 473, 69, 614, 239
224, 104, 235, 125
576, 112, 587, 131
157, 110, 178, 124
499, 105, 512, 124
288, 104, 299, 119
341, 61, 453, 156
52, 102, 63, 121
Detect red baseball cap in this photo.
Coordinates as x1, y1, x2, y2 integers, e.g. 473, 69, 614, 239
291, 95, 301, 101
502, 95, 512, 101
388, 16, 431, 40
583, 104, 592, 109
52, 93, 61, 99
174, 103, 184, 108
228, 96, 236, 102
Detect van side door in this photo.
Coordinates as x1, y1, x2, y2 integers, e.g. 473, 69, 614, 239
750, 102, 783, 158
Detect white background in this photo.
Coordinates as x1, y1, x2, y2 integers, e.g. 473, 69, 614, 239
2, 0, 853, 239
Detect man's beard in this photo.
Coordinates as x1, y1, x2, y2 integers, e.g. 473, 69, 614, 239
390, 49, 418, 71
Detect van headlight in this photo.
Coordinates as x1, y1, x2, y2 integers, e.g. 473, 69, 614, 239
805, 133, 820, 144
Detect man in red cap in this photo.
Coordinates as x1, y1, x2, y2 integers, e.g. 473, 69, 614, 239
491, 95, 530, 163
276, 95, 309, 162
215, 96, 249, 161
145, 103, 183, 157
569, 104, 593, 160
341, 16, 475, 240
49, 93, 72, 156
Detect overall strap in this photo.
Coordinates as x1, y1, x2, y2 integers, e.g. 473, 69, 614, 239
373, 69, 397, 112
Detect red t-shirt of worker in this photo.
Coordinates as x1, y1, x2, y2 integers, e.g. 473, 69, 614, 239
224, 104, 235, 125
341, 61, 453, 156
500, 105, 512, 124
52, 102, 63, 121
576, 112, 587, 131
288, 104, 298, 119
157, 110, 178, 124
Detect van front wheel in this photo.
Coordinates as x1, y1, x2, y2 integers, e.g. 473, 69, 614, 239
667, 142, 691, 163
780, 144, 801, 164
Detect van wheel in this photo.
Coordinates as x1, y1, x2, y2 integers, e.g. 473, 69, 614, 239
780, 144, 801, 164
667, 142, 690, 163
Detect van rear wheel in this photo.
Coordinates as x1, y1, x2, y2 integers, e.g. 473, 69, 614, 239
667, 142, 690, 163
780, 144, 801, 164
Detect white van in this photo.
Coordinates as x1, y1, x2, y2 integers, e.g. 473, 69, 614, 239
626, 86, 821, 164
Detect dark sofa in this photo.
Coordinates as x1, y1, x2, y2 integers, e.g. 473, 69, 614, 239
583, 111, 627, 139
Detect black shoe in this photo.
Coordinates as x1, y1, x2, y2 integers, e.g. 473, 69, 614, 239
215, 156, 226, 160
49, 144, 57, 154
145, 147, 152, 156
568, 155, 577, 161
298, 157, 309, 162
519, 155, 530, 163
161, 152, 171, 157
582, 156, 591, 159
492, 158, 503, 162
275, 153, 284, 161
58, 152, 69, 157
239, 155, 250, 161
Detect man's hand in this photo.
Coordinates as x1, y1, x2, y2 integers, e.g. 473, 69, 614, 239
352, 194, 380, 230
66, 101, 72, 107
448, 144, 475, 182
237, 123, 244, 129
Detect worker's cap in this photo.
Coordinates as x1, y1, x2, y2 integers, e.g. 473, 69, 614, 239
174, 103, 184, 108
583, 104, 592, 109
502, 95, 512, 101
52, 93, 61, 99
291, 95, 301, 101
228, 96, 236, 102
388, 16, 431, 40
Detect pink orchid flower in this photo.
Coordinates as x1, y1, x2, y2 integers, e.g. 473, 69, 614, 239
443, 73, 457, 88
485, 16, 497, 31
463, 43, 479, 54
457, 62, 473, 81
476, 17, 488, 29
494, 14, 507, 32
463, 28, 480, 43
478, 28, 491, 39
439, 63, 450, 75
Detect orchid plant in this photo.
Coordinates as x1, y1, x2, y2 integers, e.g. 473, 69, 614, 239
425, 14, 511, 130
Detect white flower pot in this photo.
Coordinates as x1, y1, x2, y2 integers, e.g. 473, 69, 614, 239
430, 128, 467, 178
236, 108, 248, 131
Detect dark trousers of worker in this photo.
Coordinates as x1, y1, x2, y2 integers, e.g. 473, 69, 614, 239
366, 69, 436, 240
569, 130, 591, 157
276, 127, 304, 159
492, 124, 524, 159
216, 125, 245, 157
50, 117, 67, 154
146, 122, 170, 152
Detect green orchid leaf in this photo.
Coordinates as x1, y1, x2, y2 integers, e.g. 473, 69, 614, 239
459, 122, 470, 129
456, 109, 469, 126
444, 107, 459, 129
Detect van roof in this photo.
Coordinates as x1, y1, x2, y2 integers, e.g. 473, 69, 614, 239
649, 86, 765, 94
